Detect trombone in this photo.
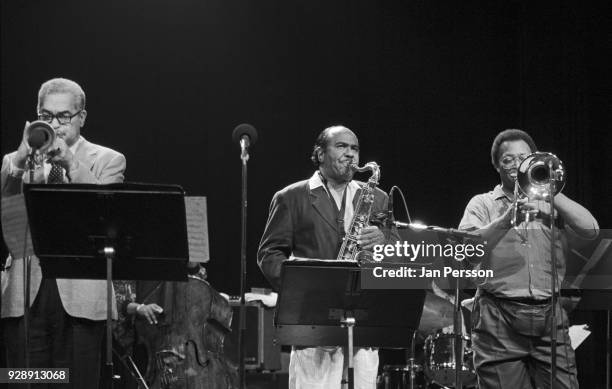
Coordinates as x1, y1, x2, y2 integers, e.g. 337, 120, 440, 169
511, 152, 565, 242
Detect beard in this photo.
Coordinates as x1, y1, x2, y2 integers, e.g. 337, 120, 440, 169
323, 163, 353, 183
336, 162, 355, 181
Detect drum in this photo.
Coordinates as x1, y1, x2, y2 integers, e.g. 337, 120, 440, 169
377, 364, 426, 389
423, 332, 476, 387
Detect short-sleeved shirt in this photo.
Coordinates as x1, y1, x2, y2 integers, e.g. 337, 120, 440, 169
459, 185, 568, 300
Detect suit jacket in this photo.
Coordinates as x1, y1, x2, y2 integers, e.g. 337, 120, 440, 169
257, 175, 397, 291
1, 137, 125, 320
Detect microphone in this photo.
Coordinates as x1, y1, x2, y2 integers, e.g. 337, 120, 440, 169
393, 221, 414, 229
232, 123, 258, 161
393, 222, 482, 240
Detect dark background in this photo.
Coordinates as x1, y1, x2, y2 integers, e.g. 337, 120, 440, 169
2, 1, 610, 387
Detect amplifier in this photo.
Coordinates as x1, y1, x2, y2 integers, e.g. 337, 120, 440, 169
225, 300, 281, 371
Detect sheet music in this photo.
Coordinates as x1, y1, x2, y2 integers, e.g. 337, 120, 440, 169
245, 292, 278, 307
1, 194, 34, 260
568, 324, 591, 349
185, 196, 209, 263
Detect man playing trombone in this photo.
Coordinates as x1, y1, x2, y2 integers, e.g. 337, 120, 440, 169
459, 129, 599, 389
1, 78, 126, 388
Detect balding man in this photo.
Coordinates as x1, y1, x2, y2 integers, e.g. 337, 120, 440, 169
258, 126, 397, 389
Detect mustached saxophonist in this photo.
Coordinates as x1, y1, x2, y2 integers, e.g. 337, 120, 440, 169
257, 125, 399, 389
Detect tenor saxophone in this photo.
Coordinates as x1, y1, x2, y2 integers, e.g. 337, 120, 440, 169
337, 161, 381, 263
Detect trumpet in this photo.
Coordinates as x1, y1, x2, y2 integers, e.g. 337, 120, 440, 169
26, 120, 56, 153
511, 152, 565, 241
24, 120, 59, 168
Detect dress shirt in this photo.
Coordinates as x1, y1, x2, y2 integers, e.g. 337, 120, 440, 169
308, 171, 360, 233
459, 184, 570, 300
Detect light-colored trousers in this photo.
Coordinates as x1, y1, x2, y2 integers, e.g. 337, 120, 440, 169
289, 347, 378, 389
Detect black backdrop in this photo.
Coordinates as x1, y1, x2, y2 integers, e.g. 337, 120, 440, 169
2, 1, 610, 387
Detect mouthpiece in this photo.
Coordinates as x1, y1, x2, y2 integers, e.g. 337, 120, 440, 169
46, 148, 61, 159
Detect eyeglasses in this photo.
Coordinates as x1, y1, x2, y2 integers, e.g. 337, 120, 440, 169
38, 110, 82, 125
499, 154, 527, 168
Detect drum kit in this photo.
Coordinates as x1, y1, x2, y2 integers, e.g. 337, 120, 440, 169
377, 293, 477, 389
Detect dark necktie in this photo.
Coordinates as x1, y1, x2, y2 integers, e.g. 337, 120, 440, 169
47, 162, 64, 184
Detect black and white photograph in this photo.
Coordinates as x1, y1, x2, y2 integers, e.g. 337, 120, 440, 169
1, 1, 611, 388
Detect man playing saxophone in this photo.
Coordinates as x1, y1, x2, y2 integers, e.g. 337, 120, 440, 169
258, 125, 398, 389
458, 129, 599, 389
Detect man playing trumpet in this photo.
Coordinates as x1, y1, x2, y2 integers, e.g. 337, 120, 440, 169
459, 129, 599, 389
1, 78, 126, 388
2, 78, 125, 188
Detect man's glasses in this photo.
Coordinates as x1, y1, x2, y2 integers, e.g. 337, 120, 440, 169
38, 110, 82, 125
499, 155, 527, 168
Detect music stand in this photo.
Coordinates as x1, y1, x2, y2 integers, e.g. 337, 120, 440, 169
565, 232, 612, 389
572, 291, 612, 389
275, 260, 426, 389
23, 183, 190, 389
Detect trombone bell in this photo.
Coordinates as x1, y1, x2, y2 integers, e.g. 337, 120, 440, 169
511, 152, 565, 240
516, 152, 565, 201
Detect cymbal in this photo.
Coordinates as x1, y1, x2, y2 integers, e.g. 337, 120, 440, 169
418, 291, 455, 333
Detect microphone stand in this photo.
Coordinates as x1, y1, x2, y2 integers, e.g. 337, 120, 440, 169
21, 152, 37, 389
395, 222, 481, 389
238, 137, 250, 389
447, 235, 464, 389
548, 160, 559, 388
407, 330, 418, 389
